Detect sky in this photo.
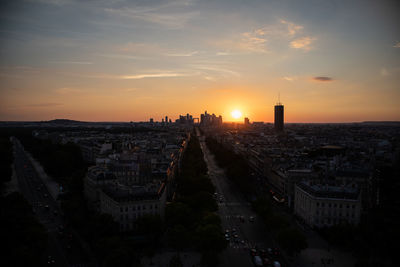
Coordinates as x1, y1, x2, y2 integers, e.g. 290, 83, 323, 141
0, 0, 399, 122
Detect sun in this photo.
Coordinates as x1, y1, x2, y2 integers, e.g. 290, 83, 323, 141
231, 109, 242, 119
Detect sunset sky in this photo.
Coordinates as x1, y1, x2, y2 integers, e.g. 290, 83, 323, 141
1, 0, 399, 122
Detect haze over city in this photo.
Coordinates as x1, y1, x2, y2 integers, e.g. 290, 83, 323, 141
0, 0, 399, 122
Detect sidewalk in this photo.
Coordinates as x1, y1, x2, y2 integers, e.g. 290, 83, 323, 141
4, 163, 20, 195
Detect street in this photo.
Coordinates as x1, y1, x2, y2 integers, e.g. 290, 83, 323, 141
197, 131, 281, 267
11, 137, 84, 267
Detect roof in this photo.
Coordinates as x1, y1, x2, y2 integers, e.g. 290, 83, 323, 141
297, 181, 359, 200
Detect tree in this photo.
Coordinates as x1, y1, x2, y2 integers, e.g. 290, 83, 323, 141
277, 227, 308, 256
167, 224, 192, 250
195, 224, 227, 252
169, 254, 183, 267
136, 214, 164, 237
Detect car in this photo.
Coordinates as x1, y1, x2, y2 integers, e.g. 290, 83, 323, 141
44, 205, 49, 210
249, 216, 255, 222
253, 255, 263, 267
44, 193, 49, 198
250, 248, 258, 256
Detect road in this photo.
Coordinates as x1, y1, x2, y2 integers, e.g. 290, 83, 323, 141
197, 130, 282, 267
11, 137, 85, 267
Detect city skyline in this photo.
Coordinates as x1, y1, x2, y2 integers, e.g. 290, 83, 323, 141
1, 0, 400, 123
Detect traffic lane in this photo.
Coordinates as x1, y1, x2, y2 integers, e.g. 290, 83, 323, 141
13, 144, 69, 267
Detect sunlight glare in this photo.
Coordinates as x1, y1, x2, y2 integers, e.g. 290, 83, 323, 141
231, 109, 242, 119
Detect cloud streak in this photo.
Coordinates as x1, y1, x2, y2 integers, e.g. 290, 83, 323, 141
120, 73, 188, 79
290, 36, 316, 51
312, 76, 334, 82
50, 61, 93, 65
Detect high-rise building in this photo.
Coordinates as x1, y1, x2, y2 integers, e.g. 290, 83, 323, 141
165, 116, 168, 124
274, 102, 284, 132
244, 117, 250, 125
149, 118, 154, 123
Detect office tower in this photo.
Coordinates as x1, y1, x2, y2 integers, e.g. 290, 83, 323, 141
150, 118, 154, 123
165, 116, 168, 124
274, 102, 284, 132
244, 117, 250, 125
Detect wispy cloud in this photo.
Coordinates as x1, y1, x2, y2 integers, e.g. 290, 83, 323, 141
50, 61, 93, 65
290, 36, 316, 51
55, 87, 84, 94
104, 7, 197, 29
165, 51, 199, 57
280, 19, 303, 36
120, 73, 187, 79
393, 41, 400, 48
240, 31, 268, 53
191, 64, 240, 77
283, 76, 297, 82
312, 76, 334, 82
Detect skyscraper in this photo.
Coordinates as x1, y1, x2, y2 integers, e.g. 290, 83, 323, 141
274, 102, 284, 132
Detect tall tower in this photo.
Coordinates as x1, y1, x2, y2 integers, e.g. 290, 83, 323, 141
274, 95, 284, 132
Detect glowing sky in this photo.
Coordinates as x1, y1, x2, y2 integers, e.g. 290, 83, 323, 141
1, 0, 399, 122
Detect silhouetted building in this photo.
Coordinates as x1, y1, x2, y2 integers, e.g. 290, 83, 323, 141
274, 103, 284, 132
200, 111, 222, 127
244, 117, 250, 125
149, 118, 154, 123
165, 116, 168, 124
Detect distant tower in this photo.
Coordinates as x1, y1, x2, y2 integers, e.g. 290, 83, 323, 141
244, 117, 250, 125
274, 94, 284, 132
165, 116, 168, 124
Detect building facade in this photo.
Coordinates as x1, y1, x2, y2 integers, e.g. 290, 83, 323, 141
294, 181, 362, 228
274, 104, 284, 132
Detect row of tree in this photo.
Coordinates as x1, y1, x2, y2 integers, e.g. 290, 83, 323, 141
0, 136, 13, 192
0, 131, 49, 266
166, 135, 227, 266
252, 197, 307, 256
6, 129, 139, 266
205, 137, 252, 195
